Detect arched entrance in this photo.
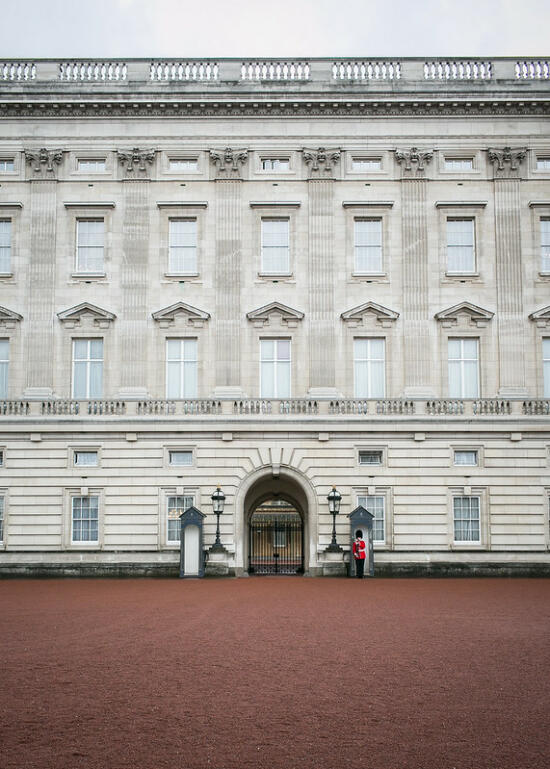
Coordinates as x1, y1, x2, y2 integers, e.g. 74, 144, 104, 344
249, 498, 303, 574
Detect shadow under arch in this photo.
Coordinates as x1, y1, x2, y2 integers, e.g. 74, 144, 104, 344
234, 465, 318, 576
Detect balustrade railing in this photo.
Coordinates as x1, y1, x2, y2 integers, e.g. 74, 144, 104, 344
376, 399, 415, 415
426, 399, 464, 415
150, 61, 218, 81
58, 61, 127, 81
240, 61, 310, 80
472, 399, 511, 415
515, 60, 549, 79
1, 61, 36, 80
332, 61, 401, 80
0, 400, 30, 415
41, 400, 80, 415
522, 400, 550, 415
87, 400, 126, 415
424, 60, 492, 80
329, 399, 369, 414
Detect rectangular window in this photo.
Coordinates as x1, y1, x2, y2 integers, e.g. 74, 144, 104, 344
169, 219, 197, 273
453, 496, 480, 543
169, 450, 193, 466
448, 338, 479, 398
454, 450, 478, 466
74, 451, 98, 467
0, 496, 4, 542
166, 339, 197, 398
354, 219, 382, 273
77, 159, 106, 172
544, 339, 550, 398
358, 495, 385, 543
76, 219, 104, 273
260, 339, 291, 398
536, 157, 550, 170
0, 220, 11, 273
0, 339, 9, 399
72, 339, 103, 399
71, 495, 99, 543
359, 450, 383, 465
354, 338, 385, 398
352, 158, 381, 171
169, 159, 198, 172
444, 158, 474, 171
0, 450, 4, 466
0, 159, 14, 173
167, 494, 194, 544
261, 219, 290, 274
541, 219, 550, 272
261, 158, 290, 171
447, 218, 475, 273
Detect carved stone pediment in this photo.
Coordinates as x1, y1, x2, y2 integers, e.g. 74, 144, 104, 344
57, 302, 116, 329
246, 301, 304, 329
394, 147, 433, 178
529, 305, 550, 329
0, 305, 23, 330
152, 302, 210, 329
25, 148, 64, 179
302, 147, 341, 179
487, 147, 527, 178
209, 147, 248, 179
435, 302, 494, 329
117, 148, 156, 179
341, 301, 399, 328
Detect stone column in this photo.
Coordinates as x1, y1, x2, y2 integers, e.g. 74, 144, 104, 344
23, 149, 64, 398
489, 147, 528, 396
116, 148, 156, 398
304, 148, 341, 398
395, 147, 436, 397
210, 148, 248, 398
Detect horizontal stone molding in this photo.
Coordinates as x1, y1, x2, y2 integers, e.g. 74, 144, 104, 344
342, 201, 394, 208
435, 200, 488, 208
156, 201, 208, 208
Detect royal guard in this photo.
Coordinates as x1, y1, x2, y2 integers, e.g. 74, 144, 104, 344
352, 529, 367, 579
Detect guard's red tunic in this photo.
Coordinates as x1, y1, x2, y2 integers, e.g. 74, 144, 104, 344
353, 538, 366, 560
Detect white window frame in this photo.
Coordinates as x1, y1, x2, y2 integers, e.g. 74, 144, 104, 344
446, 217, 476, 274
166, 338, 198, 399
0, 492, 5, 545
260, 338, 291, 398
444, 157, 474, 171
358, 449, 384, 466
541, 218, 550, 274
536, 157, 550, 171
351, 157, 382, 172
260, 158, 290, 172
0, 219, 12, 274
454, 450, 478, 467
353, 218, 383, 274
168, 218, 198, 275
77, 158, 106, 173
261, 218, 290, 275
0, 338, 9, 399
72, 338, 103, 399
168, 158, 199, 172
74, 450, 99, 467
166, 493, 195, 546
70, 494, 100, 545
448, 338, 480, 398
169, 450, 193, 467
356, 489, 392, 548
76, 218, 105, 274
0, 158, 15, 173
452, 495, 481, 544
354, 338, 385, 398
543, 338, 550, 398
447, 487, 487, 549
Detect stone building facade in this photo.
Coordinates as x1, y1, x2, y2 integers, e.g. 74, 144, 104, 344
0, 57, 549, 576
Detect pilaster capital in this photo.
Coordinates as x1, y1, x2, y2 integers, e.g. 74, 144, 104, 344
24, 148, 64, 179
209, 147, 248, 179
394, 147, 433, 178
302, 147, 341, 179
487, 146, 528, 178
117, 148, 156, 179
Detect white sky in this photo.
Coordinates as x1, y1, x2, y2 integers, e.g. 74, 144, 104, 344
1, 0, 548, 58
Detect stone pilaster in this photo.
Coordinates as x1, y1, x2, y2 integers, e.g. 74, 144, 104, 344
489, 147, 528, 395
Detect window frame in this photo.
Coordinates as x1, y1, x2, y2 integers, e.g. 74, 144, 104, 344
71, 338, 104, 400
353, 217, 383, 275
161, 488, 197, 548
543, 337, 550, 398
260, 157, 291, 172
167, 448, 194, 468
0, 338, 9, 400
158, 203, 206, 281
0, 490, 6, 547
255, 152, 295, 176
260, 217, 291, 276
0, 158, 15, 174
344, 203, 393, 282
447, 337, 480, 399
0, 218, 12, 275
68, 444, 102, 471
447, 487, 487, 550
165, 337, 198, 399
64, 488, 103, 549
540, 217, 550, 274
453, 449, 479, 467
168, 217, 198, 275
77, 158, 107, 174
163, 153, 203, 177
0, 205, 21, 280
353, 337, 386, 398
75, 218, 105, 275
437, 203, 485, 283
446, 217, 476, 275
355, 487, 392, 549
358, 448, 385, 467
345, 153, 387, 177
259, 338, 291, 399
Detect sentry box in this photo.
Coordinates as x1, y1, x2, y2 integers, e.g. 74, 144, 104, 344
178, 506, 206, 578
347, 505, 375, 578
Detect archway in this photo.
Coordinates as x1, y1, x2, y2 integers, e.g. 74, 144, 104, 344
249, 498, 303, 574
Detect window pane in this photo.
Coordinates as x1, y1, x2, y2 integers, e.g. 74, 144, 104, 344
73, 361, 87, 398
352, 158, 381, 171
166, 361, 181, 398
183, 362, 197, 398
166, 339, 181, 361
359, 451, 383, 465
169, 159, 198, 171
354, 361, 369, 398
276, 361, 291, 398
543, 339, 550, 397
78, 159, 106, 172
0, 159, 14, 172
0, 221, 11, 272
90, 340, 103, 360
261, 220, 289, 273
358, 495, 385, 542
447, 219, 475, 272
75, 451, 98, 466
169, 451, 193, 466
454, 450, 478, 466
72, 496, 99, 543
0, 339, 9, 361
370, 361, 385, 398
261, 361, 275, 398
277, 340, 290, 360
73, 340, 89, 360
541, 219, 550, 271
453, 497, 480, 542
0, 361, 8, 399
260, 340, 274, 361
89, 362, 103, 398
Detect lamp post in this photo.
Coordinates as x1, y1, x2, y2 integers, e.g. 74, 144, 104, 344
210, 486, 226, 553
325, 486, 342, 552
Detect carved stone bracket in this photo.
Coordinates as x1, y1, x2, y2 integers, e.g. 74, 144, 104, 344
24, 148, 64, 179
302, 147, 341, 179
394, 147, 433, 178
209, 147, 248, 179
487, 146, 528, 178
117, 148, 156, 179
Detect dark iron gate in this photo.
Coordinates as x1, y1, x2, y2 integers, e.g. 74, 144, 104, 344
248, 509, 303, 575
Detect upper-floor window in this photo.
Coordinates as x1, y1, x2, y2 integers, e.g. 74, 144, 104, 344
261, 158, 290, 171
71, 495, 99, 543
169, 219, 197, 274
544, 338, 550, 398
354, 338, 385, 398
0, 220, 11, 273
358, 494, 385, 543
169, 159, 198, 172
454, 450, 478, 466
354, 218, 382, 273
453, 496, 480, 543
541, 218, 550, 273
260, 339, 290, 398
448, 338, 479, 398
167, 494, 194, 544
444, 158, 473, 171
351, 158, 381, 171
72, 339, 103, 399
359, 450, 383, 465
0, 159, 14, 173
169, 450, 193, 466
77, 159, 106, 172
447, 218, 475, 273
0, 339, 9, 399
0, 496, 4, 543
536, 157, 550, 170
76, 219, 104, 273
74, 451, 98, 467
166, 339, 197, 399
261, 219, 290, 274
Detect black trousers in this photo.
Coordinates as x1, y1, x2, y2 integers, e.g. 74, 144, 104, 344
355, 558, 365, 578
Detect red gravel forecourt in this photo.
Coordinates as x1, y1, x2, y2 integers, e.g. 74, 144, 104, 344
0, 577, 549, 769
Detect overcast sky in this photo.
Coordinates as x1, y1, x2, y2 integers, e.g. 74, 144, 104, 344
0, 0, 548, 58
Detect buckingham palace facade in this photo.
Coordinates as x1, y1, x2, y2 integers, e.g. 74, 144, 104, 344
0, 57, 549, 576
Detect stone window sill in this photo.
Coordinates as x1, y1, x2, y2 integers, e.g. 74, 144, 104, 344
71, 272, 107, 280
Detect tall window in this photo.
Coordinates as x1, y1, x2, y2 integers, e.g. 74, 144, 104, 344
448, 338, 479, 398
358, 495, 385, 543
169, 219, 197, 273
166, 339, 197, 398
354, 338, 385, 398
0, 220, 11, 273
0, 496, 4, 543
167, 494, 194, 544
261, 219, 290, 274
0, 339, 9, 399
354, 219, 382, 273
541, 219, 550, 272
71, 496, 99, 543
453, 496, 480, 543
447, 218, 475, 273
544, 339, 550, 397
260, 339, 290, 398
76, 219, 104, 273
72, 339, 103, 399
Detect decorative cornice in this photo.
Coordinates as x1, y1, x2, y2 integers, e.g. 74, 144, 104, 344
152, 302, 210, 328
435, 301, 494, 328
63, 201, 116, 208
249, 201, 301, 208
246, 301, 304, 329
156, 201, 208, 208
57, 302, 116, 329
487, 146, 527, 178
117, 148, 156, 179
302, 147, 341, 179
341, 301, 399, 328
0, 305, 23, 330
342, 201, 394, 208
394, 147, 433, 178
528, 305, 550, 329
435, 201, 487, 208
24, 148, 64, 179
209, 147, 248, 179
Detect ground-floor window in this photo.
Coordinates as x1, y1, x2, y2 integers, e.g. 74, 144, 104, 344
453, 496, 480, 543
71, 495, 99, 543
358, 495, 385, 543
167, 495, 194, 545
